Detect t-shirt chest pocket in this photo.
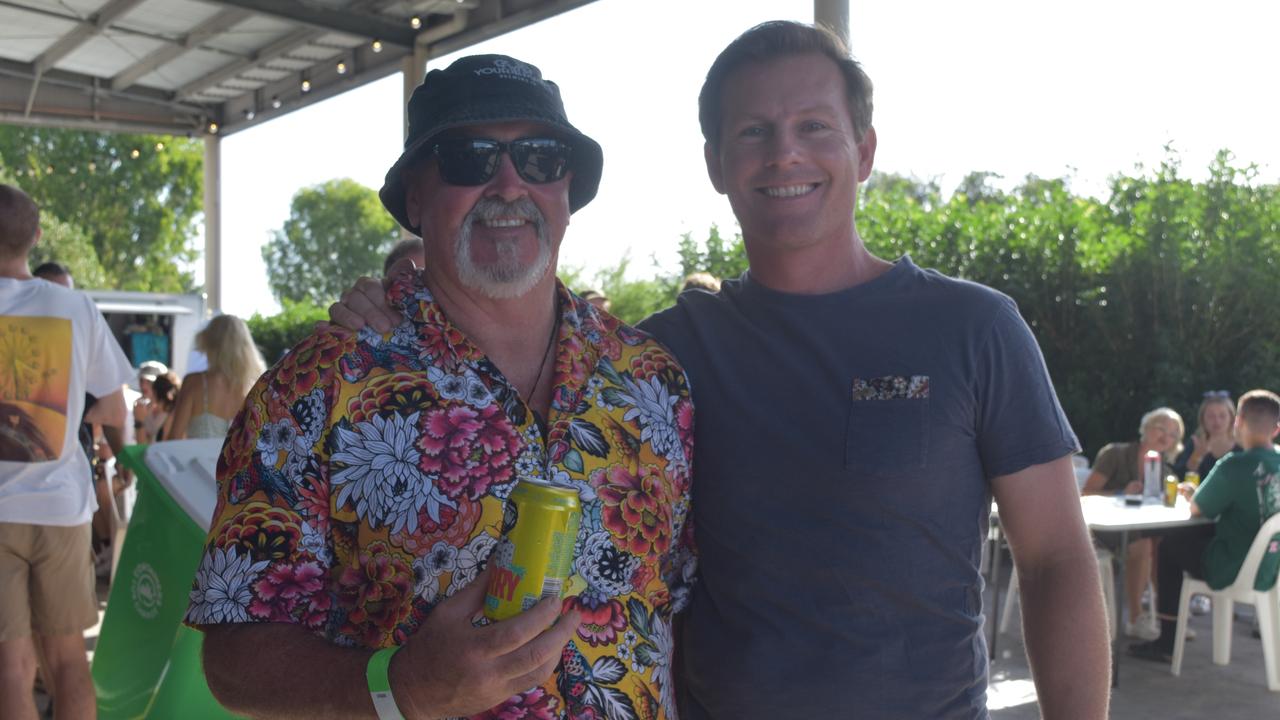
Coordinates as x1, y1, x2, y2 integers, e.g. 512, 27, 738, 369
844, 375, 930, 476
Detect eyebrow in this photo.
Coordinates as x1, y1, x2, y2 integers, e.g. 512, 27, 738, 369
730, 103, 843, 123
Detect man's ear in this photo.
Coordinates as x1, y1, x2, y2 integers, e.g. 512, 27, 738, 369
704, 142, 726, 195
856, 126, 877, 183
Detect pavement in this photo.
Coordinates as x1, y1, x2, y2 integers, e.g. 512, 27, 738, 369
988, 583, 1280, 718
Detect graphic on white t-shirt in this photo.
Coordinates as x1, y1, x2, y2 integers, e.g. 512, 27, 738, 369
0, 315, 71, 461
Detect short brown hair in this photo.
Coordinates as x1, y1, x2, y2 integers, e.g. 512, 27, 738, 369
1237, 390, 1280, 435
699, 21, 874, 152
0, 184, 40, 257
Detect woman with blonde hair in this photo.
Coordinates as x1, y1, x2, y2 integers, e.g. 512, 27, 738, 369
1174, 391, 1239, 480
1081, 406, 1185, 641
168, 314, 266, 440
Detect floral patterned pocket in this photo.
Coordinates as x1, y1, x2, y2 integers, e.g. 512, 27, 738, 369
844, 375, 930, 475
850, 375, 930, 401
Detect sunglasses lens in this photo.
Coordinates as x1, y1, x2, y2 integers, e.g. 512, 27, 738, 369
435, 140, 500, 185
510, 139, 572, 184
432, 138, 571, 185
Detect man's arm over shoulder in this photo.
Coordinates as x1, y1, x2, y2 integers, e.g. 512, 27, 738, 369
993, 455, 1110, 720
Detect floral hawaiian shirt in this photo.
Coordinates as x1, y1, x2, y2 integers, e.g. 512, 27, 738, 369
184, 273, 696, 720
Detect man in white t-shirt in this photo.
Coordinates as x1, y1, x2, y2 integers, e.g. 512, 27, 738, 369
0, 183, 134, 720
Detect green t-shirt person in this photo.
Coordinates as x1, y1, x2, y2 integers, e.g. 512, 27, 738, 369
1193, 446, 1280, 590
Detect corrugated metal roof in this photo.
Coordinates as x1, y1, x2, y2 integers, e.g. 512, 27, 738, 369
0, 0, 597, 137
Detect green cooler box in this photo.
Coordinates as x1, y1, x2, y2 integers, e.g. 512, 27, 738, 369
94, 440, 242, 719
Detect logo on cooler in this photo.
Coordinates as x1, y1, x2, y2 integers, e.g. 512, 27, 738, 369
131, 562, 162, 619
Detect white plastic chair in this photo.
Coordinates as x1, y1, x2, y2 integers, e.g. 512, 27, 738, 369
1000, 547, 1117, 639
1171, 513, 1280, 691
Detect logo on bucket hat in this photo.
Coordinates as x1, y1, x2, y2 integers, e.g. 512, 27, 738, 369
379, 54, 603, 235
473, 57, 544, 84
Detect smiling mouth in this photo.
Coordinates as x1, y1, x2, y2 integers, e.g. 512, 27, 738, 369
478, 218, 530, 228
760, 183, 819, 198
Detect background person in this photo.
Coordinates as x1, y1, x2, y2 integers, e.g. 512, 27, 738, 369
0, 183, 134, 720
1082, 407, 1184, 640
680, 272, 721, 294
139, 371, 180, 443
131, 360, 169, 444
1175, 390, 1240, 480
579, 288, 610, 312
32, 261, 73, 289
382, 237, 425, 276
167, 314, 265, 440
1129, 389, 1280, 662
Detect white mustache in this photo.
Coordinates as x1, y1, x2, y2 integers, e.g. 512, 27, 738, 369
468, 196, 543, 225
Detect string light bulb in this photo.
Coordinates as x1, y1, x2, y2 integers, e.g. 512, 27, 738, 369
301, 78, 312, 93
155, 142, 165, 151
244, 108, 256, 120
130, 148, 140, 159
336, 61, 347, 75
371, 39, 383, 53
271, 95, 282, 109
87, 162, 96, 173
410, 15, 421, 29
208, 121, 219, 134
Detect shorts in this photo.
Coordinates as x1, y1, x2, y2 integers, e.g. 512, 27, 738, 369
0, 522, 98, 641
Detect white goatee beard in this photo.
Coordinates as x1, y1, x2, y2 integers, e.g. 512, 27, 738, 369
453, 196, 553, 300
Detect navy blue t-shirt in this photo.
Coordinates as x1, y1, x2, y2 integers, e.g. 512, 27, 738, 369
640, 257, 1079, 719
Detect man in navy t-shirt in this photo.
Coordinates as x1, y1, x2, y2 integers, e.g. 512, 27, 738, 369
636, 21, 1109, 720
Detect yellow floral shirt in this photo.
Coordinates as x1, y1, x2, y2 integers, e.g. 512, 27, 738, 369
185, 273, 695, 720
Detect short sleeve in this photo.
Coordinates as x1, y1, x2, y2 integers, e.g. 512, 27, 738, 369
82, 295, 133, 397
974, 297, 1080, 478
1092, 444, 1123, 487
185, 330, 350, 631
663, 395, 697, 615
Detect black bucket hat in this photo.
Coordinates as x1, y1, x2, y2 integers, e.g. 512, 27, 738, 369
379, 54, 604, 235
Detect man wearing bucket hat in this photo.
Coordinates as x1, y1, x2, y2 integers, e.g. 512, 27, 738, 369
190, 54, 695, 720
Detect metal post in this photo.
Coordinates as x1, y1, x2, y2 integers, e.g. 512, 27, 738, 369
398, 44, 428, 239
814, 0, 850, 46
203, 134, 221, 314
401, 45, 428, 140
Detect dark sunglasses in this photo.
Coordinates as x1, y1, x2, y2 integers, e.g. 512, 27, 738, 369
431, 137, 573, 186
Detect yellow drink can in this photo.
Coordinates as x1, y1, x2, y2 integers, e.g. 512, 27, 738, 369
1164, 474, 1179, 507
1184, 470, 1201, 489
484, 479, 581, 621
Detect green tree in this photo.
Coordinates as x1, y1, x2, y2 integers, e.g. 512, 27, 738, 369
262, 178, 400, 305
675, 224, 748, 281
30, 216, 109, 289
246, 298, 329, 364
0, 126, 203, 291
